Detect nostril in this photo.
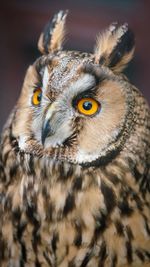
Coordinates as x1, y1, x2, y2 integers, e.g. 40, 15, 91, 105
41, 120, 54, 145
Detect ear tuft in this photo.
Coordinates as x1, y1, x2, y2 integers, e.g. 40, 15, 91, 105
38, 10, 68, 54
94, 23, 135, 73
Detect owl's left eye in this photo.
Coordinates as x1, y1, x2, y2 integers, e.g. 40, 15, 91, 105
32, 88, 42, 106
77, 97, 100, 116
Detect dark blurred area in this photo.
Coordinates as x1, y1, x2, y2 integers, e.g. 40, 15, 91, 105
0, 0, 150, 131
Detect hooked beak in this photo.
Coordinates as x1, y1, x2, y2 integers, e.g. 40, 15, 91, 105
42, 119, 52, 145
41, 101, 73, 148
41, 102, 57, 145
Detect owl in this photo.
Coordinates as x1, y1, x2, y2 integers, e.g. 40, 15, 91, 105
0, 10, 150, 267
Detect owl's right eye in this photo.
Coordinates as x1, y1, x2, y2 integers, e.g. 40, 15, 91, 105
77, 97, 100, 116
32, 88, 42, 106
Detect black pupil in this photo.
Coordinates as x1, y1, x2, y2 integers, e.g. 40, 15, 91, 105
37, 92, 42, 102
83, 101, 92, 110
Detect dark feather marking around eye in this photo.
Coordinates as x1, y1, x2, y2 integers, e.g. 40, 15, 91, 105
32, 81, 43, 92
72, 88, 97, 108
81, 63, 107, 84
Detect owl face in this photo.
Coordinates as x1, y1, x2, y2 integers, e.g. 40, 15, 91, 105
12, 11, 135, 166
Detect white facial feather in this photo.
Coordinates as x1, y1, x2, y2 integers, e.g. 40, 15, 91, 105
43, 67, 49, 92
66, 73, 96, 99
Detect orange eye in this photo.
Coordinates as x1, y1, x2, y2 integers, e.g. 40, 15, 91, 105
77, 97, 100, 116
32, 88, 42, 106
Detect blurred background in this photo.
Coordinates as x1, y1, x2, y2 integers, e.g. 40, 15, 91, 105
0, 0, 150, 131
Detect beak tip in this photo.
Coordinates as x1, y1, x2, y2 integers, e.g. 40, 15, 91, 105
41, 134, 45, 146
41, 120, 52, 145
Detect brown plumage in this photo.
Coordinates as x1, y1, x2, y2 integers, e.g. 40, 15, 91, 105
0, 10, 150, 267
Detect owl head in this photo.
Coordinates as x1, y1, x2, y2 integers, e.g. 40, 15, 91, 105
12, 10, 136, 166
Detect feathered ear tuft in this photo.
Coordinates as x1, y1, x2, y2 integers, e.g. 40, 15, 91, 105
38, 10, 68, 54
94, 23, 135, 73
